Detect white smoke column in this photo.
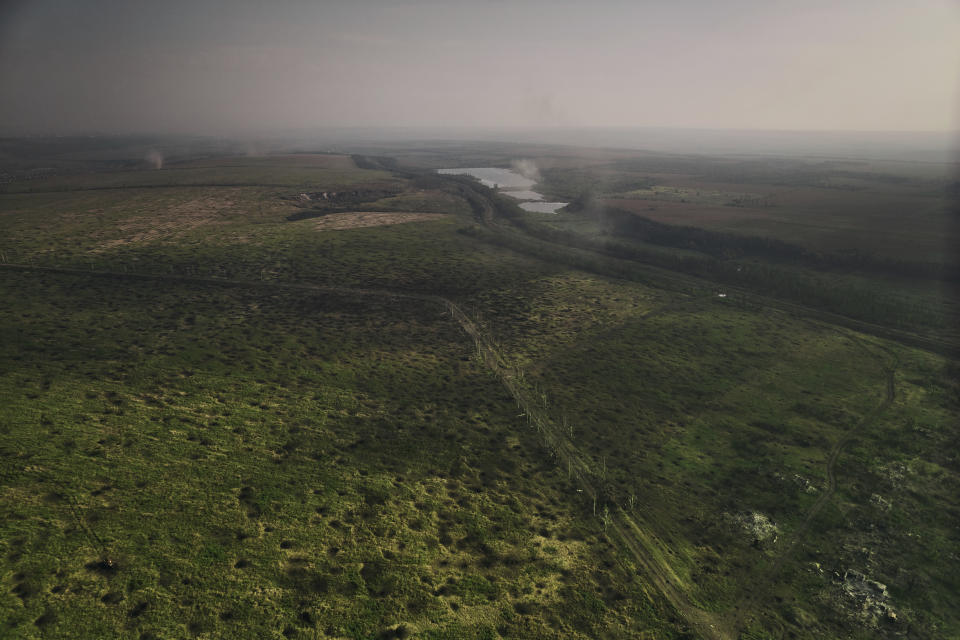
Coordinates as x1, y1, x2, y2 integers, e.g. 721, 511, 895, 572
511, 158, 540, 182
146, 150, 163, 169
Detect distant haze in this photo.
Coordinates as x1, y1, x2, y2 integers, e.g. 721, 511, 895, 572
1, 0, 958, 137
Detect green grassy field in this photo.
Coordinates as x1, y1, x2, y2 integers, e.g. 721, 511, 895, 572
1, 271, 685, 639
1, 148, 957, 639
463, 271, 958, 637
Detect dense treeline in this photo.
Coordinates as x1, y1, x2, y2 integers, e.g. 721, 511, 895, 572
537, 167, 654, 200
326, 167, 955, 340
349, 154, 401, 172
459, 223, 956, 354
605, 157, 925, 189
598, 206, 958, 282
326, 167, 956, 342
447, 174, 954, 338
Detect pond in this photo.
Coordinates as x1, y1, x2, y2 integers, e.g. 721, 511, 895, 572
437, 167, 568, 214
517, 201, 569, 214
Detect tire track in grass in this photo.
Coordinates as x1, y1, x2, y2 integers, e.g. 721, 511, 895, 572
730, 338, 898, 636
441, 286, 729, 640
611, 510, 733, 639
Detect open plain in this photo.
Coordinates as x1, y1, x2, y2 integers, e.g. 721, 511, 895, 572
1, 141, 957, 639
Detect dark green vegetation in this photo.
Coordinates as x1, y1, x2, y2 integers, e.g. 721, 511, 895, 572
2, 272, 679, 639
534, 170, 956, 340
1, 140, 958, 639
466, 275, 958, 637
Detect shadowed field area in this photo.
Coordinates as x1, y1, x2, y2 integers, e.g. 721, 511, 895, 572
0, 270, 684, 639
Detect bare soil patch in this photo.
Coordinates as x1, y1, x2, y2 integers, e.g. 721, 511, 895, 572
95, 191, 241, 251
312, 212, 448, 231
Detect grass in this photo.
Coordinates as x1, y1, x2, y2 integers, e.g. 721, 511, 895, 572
0, 163, 556, 297
0, 270, 680, 639
0, 156, 397, 194
1, 148, 957, 639
462, 269, 958, 637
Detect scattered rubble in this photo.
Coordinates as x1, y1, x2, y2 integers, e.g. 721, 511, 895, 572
283, 188, 401, 207
875, 461, 910, 489
725, 511, 779, 545
772, 471, 820, 494
838, 569, 898, 628
284, 187, 405, 221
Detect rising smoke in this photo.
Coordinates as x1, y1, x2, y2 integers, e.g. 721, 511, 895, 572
511, 158, 540, 182
145, 149, 164, 169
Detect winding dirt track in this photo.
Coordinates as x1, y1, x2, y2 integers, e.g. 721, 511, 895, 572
731, 339, 898, 635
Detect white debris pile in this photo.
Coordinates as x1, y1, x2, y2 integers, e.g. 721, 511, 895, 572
725, 511, 779, 544
874, 460, 911, 489
840, 569, 898, 627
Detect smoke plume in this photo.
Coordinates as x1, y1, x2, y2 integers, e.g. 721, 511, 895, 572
145, 149, 163, 169
511, 158, 540, 182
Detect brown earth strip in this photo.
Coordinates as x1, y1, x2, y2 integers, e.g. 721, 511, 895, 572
311, 211, 448, 230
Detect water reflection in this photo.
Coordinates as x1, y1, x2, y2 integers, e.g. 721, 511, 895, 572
437, 167, 567, 213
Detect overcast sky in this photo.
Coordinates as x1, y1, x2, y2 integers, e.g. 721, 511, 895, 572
1, 0, 957, 135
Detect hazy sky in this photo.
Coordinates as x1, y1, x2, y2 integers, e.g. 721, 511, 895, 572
1, 0, 957, 135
